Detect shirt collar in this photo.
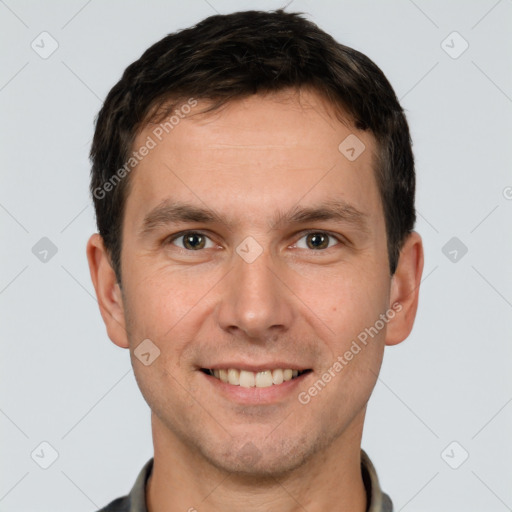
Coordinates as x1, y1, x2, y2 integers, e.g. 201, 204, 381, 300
124, 450, 392, 512
361, 449, 394, 512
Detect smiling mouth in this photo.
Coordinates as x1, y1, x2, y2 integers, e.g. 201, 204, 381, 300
201, 368, 312, 388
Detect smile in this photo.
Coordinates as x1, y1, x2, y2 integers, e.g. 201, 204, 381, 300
201, 368, 311, 388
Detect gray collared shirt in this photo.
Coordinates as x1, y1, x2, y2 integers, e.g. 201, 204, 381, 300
97, 450, 393, 512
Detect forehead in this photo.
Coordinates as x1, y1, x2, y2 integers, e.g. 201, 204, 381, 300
125, 89, 382, 230
144, 89, 365, 157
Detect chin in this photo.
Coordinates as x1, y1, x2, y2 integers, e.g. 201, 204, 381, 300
202, 432, 317, 479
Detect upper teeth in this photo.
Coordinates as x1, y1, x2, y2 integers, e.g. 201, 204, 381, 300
209, 368, 300, 387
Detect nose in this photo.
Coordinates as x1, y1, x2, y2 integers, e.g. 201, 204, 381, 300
214, 246, 294, 341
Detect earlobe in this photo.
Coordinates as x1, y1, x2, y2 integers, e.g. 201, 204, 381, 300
86, 233, 130, 349
385, 231, 424, 346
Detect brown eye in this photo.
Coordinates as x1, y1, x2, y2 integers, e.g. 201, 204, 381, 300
169, 232, 213, 250
183, 233, 206, 250
295, 231, 340, 251
305, 232, 330, 250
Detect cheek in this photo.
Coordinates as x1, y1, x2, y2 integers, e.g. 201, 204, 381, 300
121, 264, 222, 348
301, 268, 388, 407
294, 261, 390, 342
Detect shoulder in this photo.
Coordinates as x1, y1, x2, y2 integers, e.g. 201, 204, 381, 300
95, 495, 130, 512
94, 458, 153, 512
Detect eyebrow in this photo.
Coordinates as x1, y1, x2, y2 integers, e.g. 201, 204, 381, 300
138, 198, 370, 238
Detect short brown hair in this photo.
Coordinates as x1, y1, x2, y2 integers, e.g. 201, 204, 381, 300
90, 9, 416, 283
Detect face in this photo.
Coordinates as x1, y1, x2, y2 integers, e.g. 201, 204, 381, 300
94, 88, 404, 476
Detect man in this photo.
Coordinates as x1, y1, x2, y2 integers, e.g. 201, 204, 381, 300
87, 9, 424, 512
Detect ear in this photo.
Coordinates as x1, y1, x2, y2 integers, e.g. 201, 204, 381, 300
86, 233, 129, 349
385, 231, 424, 346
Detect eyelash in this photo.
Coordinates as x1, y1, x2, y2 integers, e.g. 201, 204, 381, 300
165, 230, 344, 252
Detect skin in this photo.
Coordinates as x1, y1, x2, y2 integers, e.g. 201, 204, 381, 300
87, 88, 424, 512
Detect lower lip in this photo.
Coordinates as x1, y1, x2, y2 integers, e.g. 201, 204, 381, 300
202, 371, 311, 404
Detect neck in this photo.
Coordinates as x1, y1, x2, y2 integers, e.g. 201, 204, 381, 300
146, 413, 368, 512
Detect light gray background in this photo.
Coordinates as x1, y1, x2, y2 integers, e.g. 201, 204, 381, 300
1, 0, 511, 511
